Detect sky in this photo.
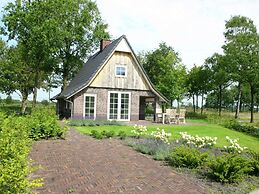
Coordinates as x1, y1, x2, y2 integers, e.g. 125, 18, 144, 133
1, 0, 259, 101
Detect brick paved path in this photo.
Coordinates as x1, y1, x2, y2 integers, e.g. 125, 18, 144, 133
30, 129, 206, 194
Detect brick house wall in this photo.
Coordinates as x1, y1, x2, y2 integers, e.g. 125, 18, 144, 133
72, 87, 155, 121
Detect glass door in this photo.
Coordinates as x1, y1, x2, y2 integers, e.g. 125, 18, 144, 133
109, 92, 130, 120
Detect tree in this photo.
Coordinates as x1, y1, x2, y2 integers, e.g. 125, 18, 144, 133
142, 43, 187, 106
2, 0, 110, 106
43, 0, 110, 90
223, 15, 259, 122
205, 53, 231, 116
0, 43, 34, 113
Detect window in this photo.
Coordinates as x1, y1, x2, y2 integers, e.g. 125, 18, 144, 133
84, 94, 96, 119
108, 92, 130, 120
115, 65, 126, 77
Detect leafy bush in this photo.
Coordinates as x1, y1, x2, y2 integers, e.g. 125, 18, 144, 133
0, 116, 42, 193
185, 112, 207, 119
206, 114, 232, 125
0, 112, 7, 126
179, 132, 217, 148
126, 138, 171, 158
69, 119, 124, 126
223, 119, 259, 136
208, 154, 252, 183
150, 128, 171, 144
101, 130, 115, 138
131, 124, 147, 138
166, 146, 209, 168
247, 151, 259, 176
27, 107, 66, 140
90, 130, 103, 139
224, 136, 247, 154
118, 131, 127, 140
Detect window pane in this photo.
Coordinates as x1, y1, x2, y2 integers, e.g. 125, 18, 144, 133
116, 66, 126, 76
85, 96, 95, 119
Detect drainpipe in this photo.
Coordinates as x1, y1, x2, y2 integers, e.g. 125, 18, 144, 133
64, 99, 73, 119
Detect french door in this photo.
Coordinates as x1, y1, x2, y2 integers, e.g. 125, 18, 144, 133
108, 92, 130, 121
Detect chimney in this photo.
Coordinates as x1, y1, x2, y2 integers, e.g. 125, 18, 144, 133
100, 39, 111, 51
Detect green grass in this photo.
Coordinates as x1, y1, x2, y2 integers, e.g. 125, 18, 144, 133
76, 120, 259, 152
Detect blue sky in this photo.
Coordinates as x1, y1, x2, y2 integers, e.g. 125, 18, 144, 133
1, 0, 259, 101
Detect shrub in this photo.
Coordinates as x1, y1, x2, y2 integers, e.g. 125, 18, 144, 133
90, 130, 103, 139
0, 112, 7, 127
28, 107, 66, 140
208, 154, 252, 183
224, 136, 247, 154
105, 130, 115, 138
0, 116, 42, 193
126, 138, 171, 158
185, 112, 207, 120
179, 132, 217, 148
69, 119, 124, 126
247, 151, 259, 176
118, 131, 127, 140
101, 130, 115, 138
223, 119, 259, 137
131, 124, 147, 138
150, 128, 171, 144
166, 146, 209, 168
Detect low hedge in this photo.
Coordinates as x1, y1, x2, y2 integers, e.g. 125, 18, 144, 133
223, 119, 259, 137
28, 107, 66, 140
166, 146, 209, 168
0, 106, 66, 193
69, 119, 124, 127
0, 116, 41, 193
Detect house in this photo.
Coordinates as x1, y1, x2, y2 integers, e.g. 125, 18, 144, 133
53, 35, 167, 121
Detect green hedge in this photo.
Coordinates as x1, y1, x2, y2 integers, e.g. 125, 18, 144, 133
28, 107, 67, 140
223, 119, 259, 136
0, 116, 41, 193
0, 106, 66, 193
166, 146, 209, 168
69, 119, 124, 126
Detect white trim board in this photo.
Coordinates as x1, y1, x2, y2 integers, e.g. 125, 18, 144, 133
107, 91, 131, 121
83, 94, 97, 120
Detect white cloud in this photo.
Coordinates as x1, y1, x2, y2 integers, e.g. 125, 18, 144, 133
96, 0, 259, 68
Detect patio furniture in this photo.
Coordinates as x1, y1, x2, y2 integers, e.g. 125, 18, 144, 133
155, 108, 163, 123
178, 109, 186, 124
165, 109, 178, 124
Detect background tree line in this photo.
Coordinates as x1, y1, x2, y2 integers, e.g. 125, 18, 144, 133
0, 0, 110, 113
0, 1, 258, 122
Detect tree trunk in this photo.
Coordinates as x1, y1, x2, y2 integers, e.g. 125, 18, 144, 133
196, 94, 199, 112
235, 83, 241, 119
170, 99, 173, 108
201, 94, 204, 115
193, 94, 195, 113
21, 90, 29, 114
250, 84, 254, 123
219, 86, 222, 116
32, 87, 37, 108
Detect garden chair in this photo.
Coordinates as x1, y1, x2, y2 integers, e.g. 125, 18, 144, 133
166, 109, 177, 124
178, 109, 186, 124
155, 108, 163, 123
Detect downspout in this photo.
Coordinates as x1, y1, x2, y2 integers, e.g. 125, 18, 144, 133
64, 99, 73, 119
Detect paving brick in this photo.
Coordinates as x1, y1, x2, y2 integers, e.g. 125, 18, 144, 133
30, 128, 206, 194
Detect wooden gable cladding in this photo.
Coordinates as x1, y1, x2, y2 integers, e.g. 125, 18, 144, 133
90, 51, 149, 90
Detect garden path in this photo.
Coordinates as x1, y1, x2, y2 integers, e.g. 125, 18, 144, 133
30, 128, 206, 194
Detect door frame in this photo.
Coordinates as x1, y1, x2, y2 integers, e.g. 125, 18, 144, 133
107, 91, 131, 121
83, 94, 97, 120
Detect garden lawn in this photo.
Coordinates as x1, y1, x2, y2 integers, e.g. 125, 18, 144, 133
76, 121, 259, 152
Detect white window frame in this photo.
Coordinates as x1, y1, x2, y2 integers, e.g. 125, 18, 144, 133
115, 65, 127, 77
107, 91, 131, 121
83, 94, 97, 120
